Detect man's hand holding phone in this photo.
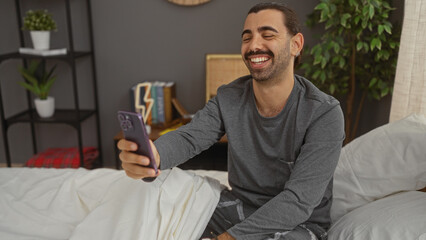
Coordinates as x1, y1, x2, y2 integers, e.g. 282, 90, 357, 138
117, 111, 161, 181
117, 138, 161, 179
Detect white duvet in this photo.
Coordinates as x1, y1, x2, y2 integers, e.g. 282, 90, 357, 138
0, 167, 224, 240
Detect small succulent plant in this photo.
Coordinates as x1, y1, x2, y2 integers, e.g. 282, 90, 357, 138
22, 9, 57, 31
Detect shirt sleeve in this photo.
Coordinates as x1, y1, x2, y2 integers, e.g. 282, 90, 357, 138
154, 96, 225, 170
227, 103, 345, 240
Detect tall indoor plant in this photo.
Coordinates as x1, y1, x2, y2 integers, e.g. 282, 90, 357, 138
301, 0, 401, 143
18, 60, 57, 118
22, 9, 57, 50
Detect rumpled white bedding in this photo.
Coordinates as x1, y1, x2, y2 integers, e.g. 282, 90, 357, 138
0, 167, 224, 240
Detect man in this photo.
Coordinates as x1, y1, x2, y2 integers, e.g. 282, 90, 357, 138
118, 2, 344, 240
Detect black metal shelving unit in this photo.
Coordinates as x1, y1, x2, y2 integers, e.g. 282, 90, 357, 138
0, 0, 102, 168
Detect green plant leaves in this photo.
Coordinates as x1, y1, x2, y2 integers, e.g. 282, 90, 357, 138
356, 41, 364, 51
19, 67, 38, 85
369, 5, 375, 19
315, 2, 328, 11
340, 13, 351, 28
42, 76, 57, 96
370, 38, 382, 50
333, 42, 341, 54
321, 56, 328, 68
329, 84, 336, 94
338, 57, 345, 69
302, 0, 401, 104
362, 5, 370, 17
18, 60, 57, 99
384, 24, 392, 34
22, 9, 57, 31
312, 69, 322, 79
378, 25, 384, 35
369, 77, 378, 88
348, 0, 358, 7
18, 81, 40, 96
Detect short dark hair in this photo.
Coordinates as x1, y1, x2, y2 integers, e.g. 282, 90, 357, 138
248, 2, 303, 67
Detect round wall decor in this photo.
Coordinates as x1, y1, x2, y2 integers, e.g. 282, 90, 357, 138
168, 0, 211, 6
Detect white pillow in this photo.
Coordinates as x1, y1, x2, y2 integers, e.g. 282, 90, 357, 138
331, 114, 426, 223
328, 191, 426, 240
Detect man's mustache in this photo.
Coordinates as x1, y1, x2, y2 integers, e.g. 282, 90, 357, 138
244, 50, 274, 60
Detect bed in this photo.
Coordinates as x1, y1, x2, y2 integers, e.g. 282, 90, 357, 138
1, 114, 425, 240
2, 1, 426, 236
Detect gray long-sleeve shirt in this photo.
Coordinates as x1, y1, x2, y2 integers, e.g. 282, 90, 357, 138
154, 75, 345, 239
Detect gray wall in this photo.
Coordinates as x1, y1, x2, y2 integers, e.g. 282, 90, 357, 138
0, 0, 404, 167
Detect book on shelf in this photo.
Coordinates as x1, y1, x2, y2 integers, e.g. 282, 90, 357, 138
19, 48, 68, 56
163, 82, 176, 124
155, 82, 166, 124
151, 83, 158, 124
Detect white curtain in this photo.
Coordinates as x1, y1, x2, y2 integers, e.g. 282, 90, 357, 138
389, 0, 426, 122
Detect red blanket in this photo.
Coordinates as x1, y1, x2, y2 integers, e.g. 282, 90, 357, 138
25, 147, 99, 169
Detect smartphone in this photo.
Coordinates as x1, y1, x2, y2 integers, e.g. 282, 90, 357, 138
117, 111, 158, 182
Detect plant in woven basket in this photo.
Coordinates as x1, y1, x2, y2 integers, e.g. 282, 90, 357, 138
301, 0, 401, 143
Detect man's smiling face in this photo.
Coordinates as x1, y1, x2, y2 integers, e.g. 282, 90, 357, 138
241, 9, 293, 83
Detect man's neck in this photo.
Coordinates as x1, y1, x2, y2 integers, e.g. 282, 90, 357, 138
253, 72, 295, 118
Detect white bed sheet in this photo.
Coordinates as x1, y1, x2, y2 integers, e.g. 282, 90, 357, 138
0, 167, 226, 240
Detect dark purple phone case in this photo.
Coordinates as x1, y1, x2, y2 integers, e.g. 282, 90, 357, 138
117, 111, 158, 182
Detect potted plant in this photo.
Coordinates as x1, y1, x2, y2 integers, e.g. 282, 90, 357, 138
301, 0, 401, 144
18, 60, 57, 118
22, 9, 57, 50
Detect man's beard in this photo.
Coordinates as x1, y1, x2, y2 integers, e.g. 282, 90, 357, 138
243, 45, 291, 83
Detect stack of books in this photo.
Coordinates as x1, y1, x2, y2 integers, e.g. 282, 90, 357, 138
130, 81, 177, 126
19, 48, 67, 56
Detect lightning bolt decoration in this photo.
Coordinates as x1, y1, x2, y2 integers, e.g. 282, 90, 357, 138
134, 82, 154, 124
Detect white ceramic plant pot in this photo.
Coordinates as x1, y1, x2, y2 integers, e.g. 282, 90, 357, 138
30, 31, 50, 50
34, 96, 55, 118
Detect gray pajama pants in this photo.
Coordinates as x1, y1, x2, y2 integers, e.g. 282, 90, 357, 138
200, 190, 327, 240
